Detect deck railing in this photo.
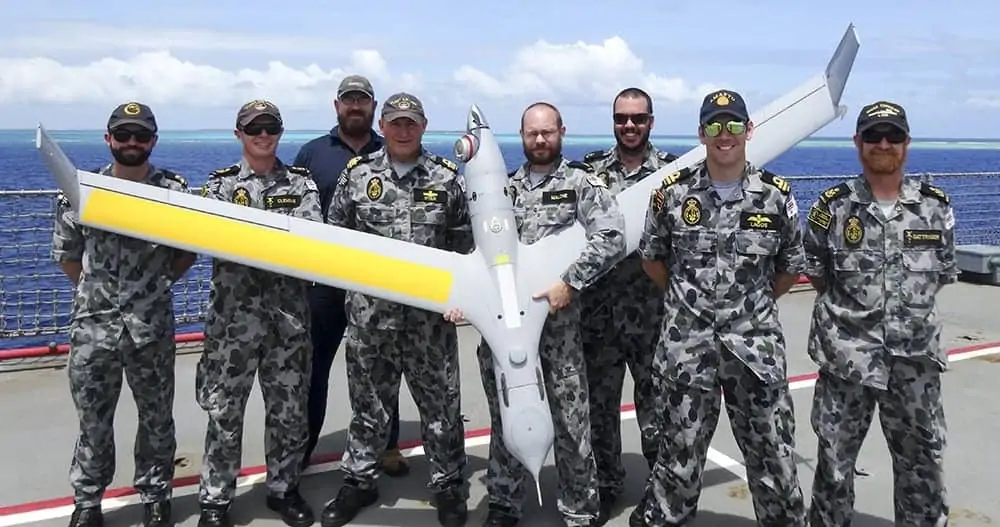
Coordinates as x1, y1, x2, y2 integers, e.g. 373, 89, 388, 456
2, 171, 1000, 356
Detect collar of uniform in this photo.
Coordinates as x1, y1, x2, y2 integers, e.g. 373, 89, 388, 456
99, 163, 157, 183
849, 174, 921, 204
375, 146, 431, 180
328, 126, 384, 153
237, 157, 284, 180
742, 165, 766, 193
512, 155, 568, 181
606, 143, 658, 173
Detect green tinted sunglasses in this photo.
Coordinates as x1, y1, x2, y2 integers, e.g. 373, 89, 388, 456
703, 120, 746, 137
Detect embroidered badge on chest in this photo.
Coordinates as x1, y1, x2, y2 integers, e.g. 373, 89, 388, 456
682, 197, 702, 226
844, 215, 864, 245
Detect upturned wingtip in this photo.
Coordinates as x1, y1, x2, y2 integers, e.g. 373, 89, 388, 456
467, 104, 488, 131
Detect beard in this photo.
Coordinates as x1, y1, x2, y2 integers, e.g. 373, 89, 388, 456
523, 140, 561, 166
111, 146, 151, 167
615, 127, 650, 156
338, 109, 373, 138
861, 148, 905, 175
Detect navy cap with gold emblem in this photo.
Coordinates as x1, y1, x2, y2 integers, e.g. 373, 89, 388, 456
856, 100, 909, 134
107, 101, 158, 132
382, 92, 426, 122
699, 90, 750, 125
237, 99, 283, 129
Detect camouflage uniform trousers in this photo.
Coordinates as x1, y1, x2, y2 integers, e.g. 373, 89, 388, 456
195, 314, 313, 504
477, 307, 600, 526
638, 341, 806, 525
808, 357, 948, 526
581, 279, 663, 496
338, 317, 467, 494
67, 315, 177, 508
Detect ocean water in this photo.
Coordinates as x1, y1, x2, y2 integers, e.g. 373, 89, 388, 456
1, 129, 999, 350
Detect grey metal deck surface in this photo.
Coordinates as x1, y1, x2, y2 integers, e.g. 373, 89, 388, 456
1, 282, 998, 526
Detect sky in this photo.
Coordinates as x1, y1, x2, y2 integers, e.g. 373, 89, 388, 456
1, 0, 998, 138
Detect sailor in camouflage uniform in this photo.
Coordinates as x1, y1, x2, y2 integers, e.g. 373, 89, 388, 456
803, 101, 959, 527
321, 92, 473, 527
53, 101, 195, 527
445, 102, 626, 527
578, 88, 679, 519
630, 90, 807, 526
195, 100, 320, 527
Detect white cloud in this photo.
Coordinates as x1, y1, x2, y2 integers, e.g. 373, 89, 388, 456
453, 37, 722, 104
2, 22, 362, 56
967, 91, 1000, 108
0, 49, 420, 109
0, 27, 719, 112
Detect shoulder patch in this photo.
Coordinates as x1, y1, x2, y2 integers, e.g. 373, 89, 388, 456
586, 172, 607, 188
567, 160, 594, 172
759, 169, 791, 194
657, 151, 679, 163
286, 165, 311, 176
209, 164, 240, 178
808, 182, 852, 231
660, 167, 693, 188
159, 169, 187, 188
817, 182, 852, 206
583, 150, 609, 163
345, 155, 372, 172
920, 182, 949, 204
429, 154, 459, 173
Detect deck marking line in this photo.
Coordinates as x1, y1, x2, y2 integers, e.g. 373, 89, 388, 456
1, 342, 996, 525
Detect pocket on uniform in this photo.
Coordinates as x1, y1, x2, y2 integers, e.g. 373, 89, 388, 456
410, 205, 448, 245
357, 204, 396, 237
832, 250, 884, 309
900, 249, 942, 309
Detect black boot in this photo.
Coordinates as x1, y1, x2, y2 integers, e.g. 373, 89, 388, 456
197, 503, 231, 527
319, 482, 378, 527
433, 486, 468, 526
68, 506, 103, 527
143, 500, 172, 527
266, 487, 315, 527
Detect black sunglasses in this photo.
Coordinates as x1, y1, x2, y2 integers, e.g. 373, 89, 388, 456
613, 113, 651, 126
111, 129, 154, 143
861, 127, 907, 144
242, 122, 283, 136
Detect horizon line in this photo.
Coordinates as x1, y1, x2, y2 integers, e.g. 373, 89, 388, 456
0, 128, 997, 142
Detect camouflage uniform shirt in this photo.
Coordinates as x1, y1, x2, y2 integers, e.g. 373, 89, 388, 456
326, 147, 474, 329
803, 176, 959, 389
508, 156, 626, 291
201, 158, 322, 320
52, 164, 192, 346
580, 144, 678, 310
638, 161, 807, 390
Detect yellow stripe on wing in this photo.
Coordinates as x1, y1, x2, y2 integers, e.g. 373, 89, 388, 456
80, 188, 455, 303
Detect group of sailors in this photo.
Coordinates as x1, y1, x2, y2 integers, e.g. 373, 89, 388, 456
53, 74, 956, 527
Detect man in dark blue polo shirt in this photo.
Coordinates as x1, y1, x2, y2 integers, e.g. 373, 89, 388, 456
293, 74, 408, 477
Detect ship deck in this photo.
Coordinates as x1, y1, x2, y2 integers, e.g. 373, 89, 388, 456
1, 282, 999, 526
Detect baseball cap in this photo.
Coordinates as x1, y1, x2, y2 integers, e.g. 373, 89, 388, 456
856, 101, 909, 134
236, 99, 282, 129
338, 75, 374, 99
699, 90, 750, 125
107, 101, 158, 132
381, 92, 425, 122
